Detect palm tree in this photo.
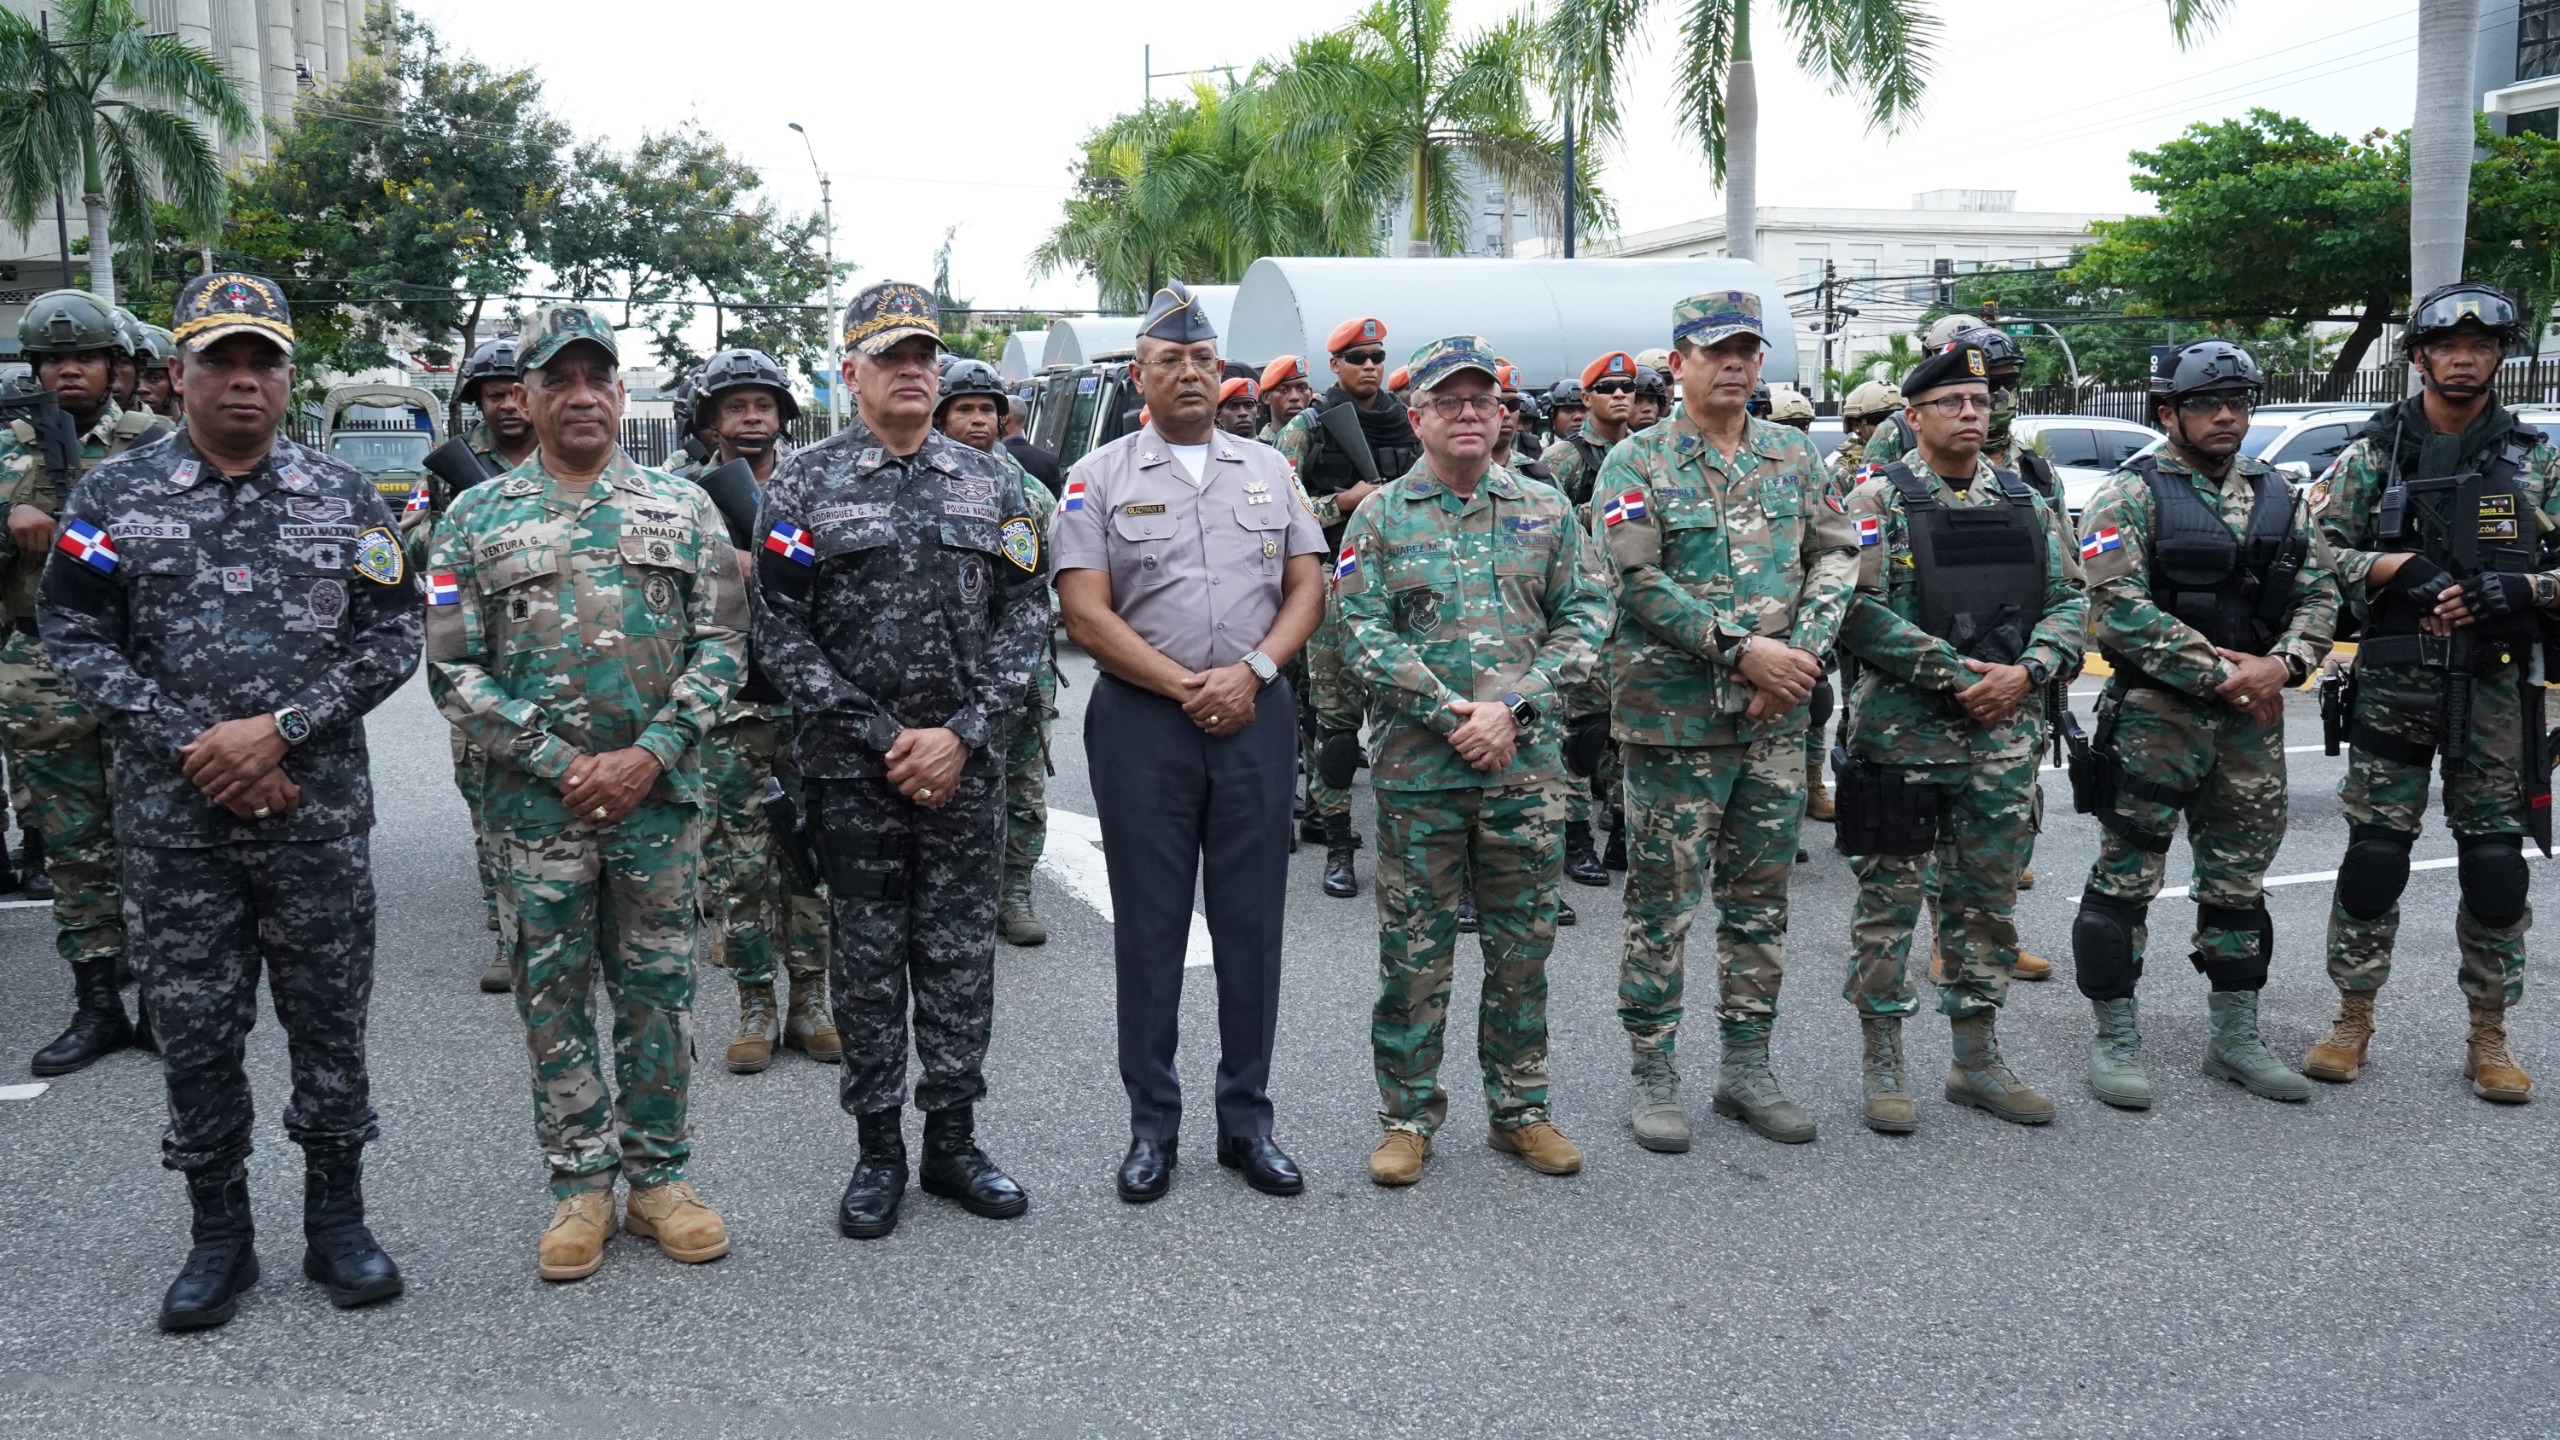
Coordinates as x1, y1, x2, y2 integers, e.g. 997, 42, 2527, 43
1262, 0, 1576, 258
1544, 0, 2235, 263
0, 0, 252, 305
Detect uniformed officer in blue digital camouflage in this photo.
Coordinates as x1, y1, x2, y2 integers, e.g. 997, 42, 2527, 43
40, 270, 422, 1332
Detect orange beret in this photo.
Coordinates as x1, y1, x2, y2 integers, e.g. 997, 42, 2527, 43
1327, 316, 1387, 354
1259, 355, 1306, 391
1494, 360, 1520, 390
1581, 351, 1637, 389
1387, 366, 1409, 392
1218, 377, 1258, 406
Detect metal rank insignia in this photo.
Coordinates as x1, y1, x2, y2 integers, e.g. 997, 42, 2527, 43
1242, 480, 1273, 505
1262, 538, 1278, 558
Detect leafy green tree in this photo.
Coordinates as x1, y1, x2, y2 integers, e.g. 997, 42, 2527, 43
0, 0, 253, 305
2464, 121, 2560, 354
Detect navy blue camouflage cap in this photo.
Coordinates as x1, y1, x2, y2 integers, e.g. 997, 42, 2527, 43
844, 280, 940, 356
1137, 278, 1217, 344
1405, 334, 1502, 394
1672, 289, 1765, 349
518, 302, 620, 369
171, 271, 295, 355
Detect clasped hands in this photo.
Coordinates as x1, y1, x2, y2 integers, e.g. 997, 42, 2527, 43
1177, 663, 1260, 739
179, 715, 295, 820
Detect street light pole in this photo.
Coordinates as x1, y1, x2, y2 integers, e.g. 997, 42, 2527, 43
788, 121, 843, 435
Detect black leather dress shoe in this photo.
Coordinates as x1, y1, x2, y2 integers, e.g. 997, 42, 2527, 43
1215, 1134, 1305, 1196
1116, 1136, 1175, 1204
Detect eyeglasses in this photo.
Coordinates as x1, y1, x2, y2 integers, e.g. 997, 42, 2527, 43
1337, 348, 1387, 366
1913, 394, 1995, 416
2175, 394, 2253, 417
1417, 393, 1503, 417
1586, 381, 1634, 396
1137, 353, 1222, 375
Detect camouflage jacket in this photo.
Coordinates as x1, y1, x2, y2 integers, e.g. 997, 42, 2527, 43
2313, 406, 2560, 597
425, 448, 746, 832
1271, 396, 1418, 532
1823, 435, 1869, 503
1336, 463, 1607, 791
1005, 450, 1062, 707
2078, 451, 2338, 699
750, 417, 1050, 780
1841, 458, 2088, 766
1538, 430, 1618, 508
1590, 412, 1859, 747
1, 399, 168, 619
39, 431, 422, 845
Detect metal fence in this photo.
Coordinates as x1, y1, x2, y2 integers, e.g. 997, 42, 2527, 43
2019, 358, 2560, 423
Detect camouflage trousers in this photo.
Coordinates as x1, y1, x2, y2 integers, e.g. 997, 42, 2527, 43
494, 804, 701, 1198
1302, 588, 1367, 820
699, 712, 825, 988
450, 728, 499, 944
2082, 685, 2287, 988
2327, 663, 2531, 1008
1845, 749, 2038, 1022
811, 769, 1002, 1117
1619, 737, 1803, 1053
1372, 780, 1564, 1135
1004, 673, 1056, 876
0, 628, 121, 965
126, 837, 378, 1174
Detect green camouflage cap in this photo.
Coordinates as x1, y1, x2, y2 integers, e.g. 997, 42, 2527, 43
843, 280, 939, 356
1405, 334, 1502, 394
1673, 288, 1765, 349
518, 302, 619, 369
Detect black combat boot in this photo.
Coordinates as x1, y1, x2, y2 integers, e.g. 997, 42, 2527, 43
1457, 885, 1480, 934
131, 993, 157, 1055
838, 1107, 908, 1239
160, 1162, 259, 1331
300, 1148, 404, 1308
31, 956, 133, 1076
18, 826, 51, 902
1603, 811, 1628, 871
1564, 820, 1608, 887
1321, 813, 1360, 899
1558, 896, 1577, 927
919, 1105, 1029, 1220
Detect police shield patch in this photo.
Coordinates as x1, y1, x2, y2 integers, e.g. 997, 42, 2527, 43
354, 526, 406, 586
1000, 516, 1042, 573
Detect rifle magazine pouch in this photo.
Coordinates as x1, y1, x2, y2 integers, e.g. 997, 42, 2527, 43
1832, 748, 1940, 857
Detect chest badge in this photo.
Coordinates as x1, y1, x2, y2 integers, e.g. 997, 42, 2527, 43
644, 572, 678, 614
354, 526, 405, 586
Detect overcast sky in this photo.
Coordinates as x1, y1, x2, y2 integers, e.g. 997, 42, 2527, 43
407, 0, 2435, 317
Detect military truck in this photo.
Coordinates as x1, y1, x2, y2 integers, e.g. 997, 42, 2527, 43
319, 384, 443, 509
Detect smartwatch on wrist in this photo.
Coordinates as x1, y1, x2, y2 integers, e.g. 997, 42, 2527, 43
2279, 653, 2310, 687
1502, 691, 1537, 729
273, 705, 312, 747
2022, 658, 2051, 690
1241, 650, 1279, 688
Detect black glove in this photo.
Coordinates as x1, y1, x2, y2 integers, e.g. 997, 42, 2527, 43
2458, 571, 2537, 619
2380, 555, 2450, 606
1317, 729, 1366, 790
1564, 712, 1610, 778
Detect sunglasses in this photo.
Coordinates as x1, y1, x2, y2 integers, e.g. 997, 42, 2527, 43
1338, 348, 1387, 366
1587, 381, 1634, 396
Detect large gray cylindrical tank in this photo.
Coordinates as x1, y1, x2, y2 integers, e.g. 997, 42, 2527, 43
1042, 316, 1141, 369
1223, 257, 1796, 387
1000, 330, 1048, 383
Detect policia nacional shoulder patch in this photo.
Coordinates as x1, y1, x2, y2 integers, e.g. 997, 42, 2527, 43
1000, 515, 1042, 573
354, 525, 406, 586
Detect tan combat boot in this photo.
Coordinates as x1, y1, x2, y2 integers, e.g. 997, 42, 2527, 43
727, 982, 777, 1074
2464, 1002, 2533, 1104
478, 935, 511, 995
624, 1181, 730, 1264
1806, 763, 1836, 822
1487, 1119, 1584, 1175
537, 1190, 614, 1282
1860, 1016, 1917, 1134
998, 866, 1047, 947
1367, 1130, 1431, 1187
2013, 951, 2054, 982
783, 973, 841, 1064
2303, 989, 2376, 1083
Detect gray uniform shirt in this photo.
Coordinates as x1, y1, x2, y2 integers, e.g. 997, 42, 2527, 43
1050, 424, 1325, 672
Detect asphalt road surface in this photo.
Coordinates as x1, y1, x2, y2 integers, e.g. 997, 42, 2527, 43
3, 652, 2556, 1438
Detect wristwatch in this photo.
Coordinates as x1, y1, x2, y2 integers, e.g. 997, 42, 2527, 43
1241, 650, 1279, 688
2022, 658, 2051, 690
2537, 574, 2558, 610
1727, 633, 1755, 666
1502, 691, 1537, 728
2279, 652, 2311, 686
272, 704, 312, 747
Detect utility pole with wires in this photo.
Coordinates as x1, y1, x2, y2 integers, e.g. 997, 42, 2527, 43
1143, 45, 1236, 107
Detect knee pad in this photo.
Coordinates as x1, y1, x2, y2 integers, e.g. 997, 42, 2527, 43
2337, 823, 2415, 921
2457, 833, 2530, 928
2072, 890, 2149, 1001
2192, 901, 2273, 991
1808, 674, 1836, 729
1317, 729, 1366, 790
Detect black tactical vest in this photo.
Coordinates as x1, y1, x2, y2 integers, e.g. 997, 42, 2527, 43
2135, 456, 2304, 655
2014, 448, 2058, 501
2369, 435, 2541, 643
1884, 461, 2048, 666
1299, 393, 1422, 497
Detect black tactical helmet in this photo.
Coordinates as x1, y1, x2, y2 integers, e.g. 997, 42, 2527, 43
456, 336, 523, 405
1747, 382, 1772, 416
1546, 379, 1585, 411
2148, 339, 2264, 399
1632, 365, 1668, 400
2405, 281, 2528, 356
936, 358, 1008, 420
669, 371, 701, 435
695, 347, 800, 423
17, 290, 126, 356
135, 325, 178, 372
1955, 325, 2025, 375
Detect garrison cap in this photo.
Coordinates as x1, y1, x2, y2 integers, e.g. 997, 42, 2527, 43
1672, 289, 1765, 349
1138, 278, 1217, 344
518, 302, 619, 369
1902, 342, 1989, 400
171, 271, 295, 355
1217, 376, 1258, 406
1327, 316, 1387, 355
843, 280, 939, 356
1581, 351, 1637, 389
1259, 354, 1308, 391
1405, 335, 1502, 394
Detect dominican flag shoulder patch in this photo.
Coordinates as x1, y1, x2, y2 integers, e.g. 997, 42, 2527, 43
404, 485, 431, 515
1061, 478, 1088, 512
764, 521, 816, 565
1334, 542, 1359, 580
426, 571, 461, 605
1856, 516, 1881, 548
1601, 489, 1649, 528
2081, 527, 2122, 559
57, 518, 117, 573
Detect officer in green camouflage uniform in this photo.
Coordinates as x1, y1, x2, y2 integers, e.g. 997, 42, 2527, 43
2302, 282, 2560, 1106
1545, 353, 1642, 887
1336, 335, 1607, 1188
1837, 341, 2086, 1133
1593, 293, 1857, 1152
426, 304, 746, 1280
2070, 341, 2335, 1112
4, 289, 167, 1076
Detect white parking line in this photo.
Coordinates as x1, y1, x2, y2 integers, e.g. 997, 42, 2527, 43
2156, 850, 2549, 901
0, 1082, 47, 1102
1042, 808, 1215, 968
0, 898, 46, 909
